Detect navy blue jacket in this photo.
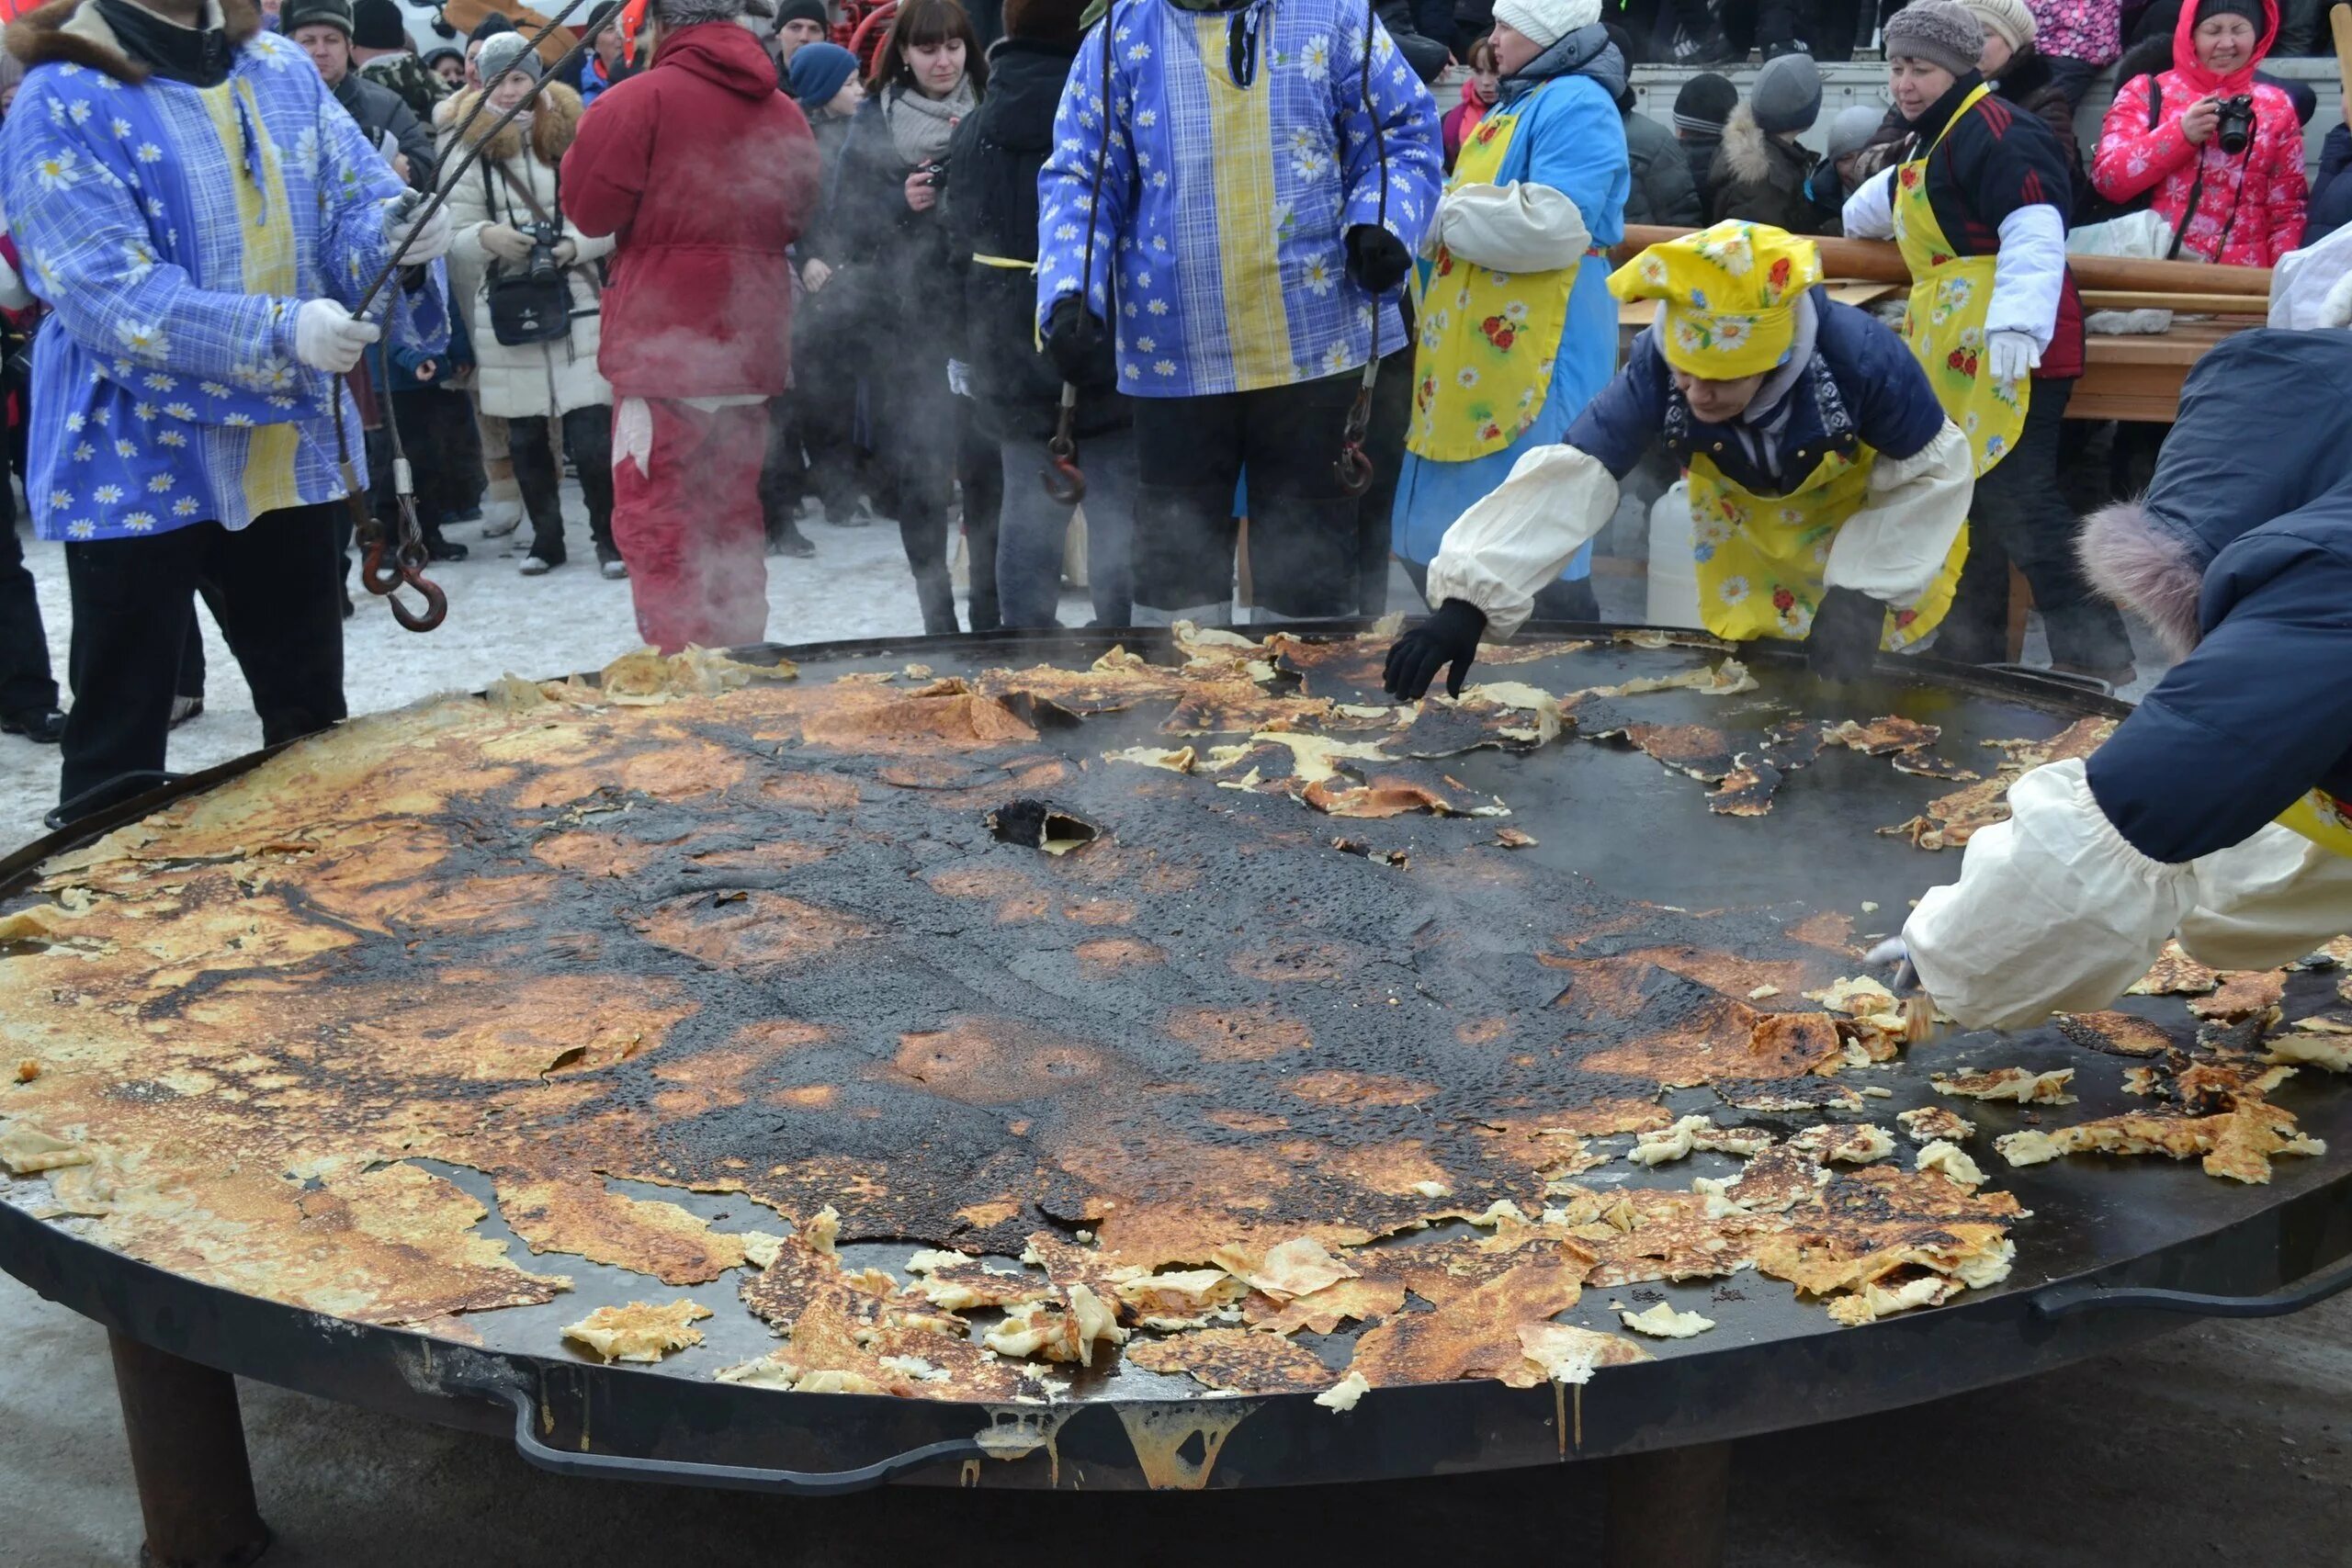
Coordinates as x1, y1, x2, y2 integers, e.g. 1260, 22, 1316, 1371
2086, 331, 2352, 863
1566, 293, 1947, 495
2308, 122, 2352, 242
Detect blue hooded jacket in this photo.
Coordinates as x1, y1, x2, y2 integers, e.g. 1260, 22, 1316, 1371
2078, 330, 2352, 863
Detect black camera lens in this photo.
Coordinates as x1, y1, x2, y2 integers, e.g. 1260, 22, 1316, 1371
2215, 95, 2256, 156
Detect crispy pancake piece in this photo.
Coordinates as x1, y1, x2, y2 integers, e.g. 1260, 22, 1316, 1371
1619, 1301, 1714, 1337
561, 1299, 712, 1363
1998, 1100, 2324, 1184
1627, 1114, 1778, 1167
1789, 1123, 1897, 1165
1708, 756, 1783, 817
1882, 717, 2117, 849
1110, 1267, 1249, 1328
1511, 1322, 1651, 1387
1824, 716, 1942, 756
2129, 942, 2224, 997
1913, 1140, 1985, 1190
1624, 723, 1737, 784
2055, 1010, 2178, 1057
2189, 970, 2287, 1025
1345, 1258, 1589, 1388
1244, 1276, 1408, 1335
1895, 1106, 1975, 1144
1932, 1066, 2077, 1104
1125, 1327, 1336, 1393
903, 1250, 1056, 1314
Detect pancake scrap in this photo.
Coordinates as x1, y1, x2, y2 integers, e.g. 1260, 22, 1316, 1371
1627, 1114, 1777, 1167
1708, 755, 1783, 817
903, 1251, 1057, 1314
1512, 1322, 1651, 1387
2189, 970, 2287, 1025
1125, 1327, 1335, 1393
2271, 1030, 2352, 1073
1624, 723, 1737, 784
1914, 1140, 1986, 1190
1932, 1066, 2077, 1104
1896, 1106, 1975, 1144
1825, 716, 1942, 756
1217, 1236, 1361, 1301
1111, 1268, 1249, 1329
1751, 1165, 2023, 1323
1789, 1123, 1897, 1164
1883, 717, 2116, 850
1998, 1099, 2324, 1184
1344, 1258, 1589, 1388
2130, 942, 2224, 997
1619, 1301, 1715, 1337
2055, 1010, 2178, 1057
1244, 1275, 1407, 1335
561, 1298, 712, 1363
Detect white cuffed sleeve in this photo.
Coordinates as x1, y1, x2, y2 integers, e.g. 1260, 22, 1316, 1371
2177, 824, 2352, 972
1904, 760, 2199, 1032
1431, 181, 1592, 275
1423, 443, 1620, 641
1821, 420, 1972, 606
1986, 202, 2066, 352
1840, 168, 1897, 241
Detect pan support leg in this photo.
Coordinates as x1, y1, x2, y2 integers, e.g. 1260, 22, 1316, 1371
108, 1332, 272, 1568
1601, 1440, 1731, 1568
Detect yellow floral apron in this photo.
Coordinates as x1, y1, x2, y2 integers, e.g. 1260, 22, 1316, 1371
1405, 106, 1577, 463
2276, 790, 2352, 856
1685, 442, 1965, 649
1892, 84, 2029, 479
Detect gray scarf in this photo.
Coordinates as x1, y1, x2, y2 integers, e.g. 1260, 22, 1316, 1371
1729, 291, 1821, 483
881, 79, 976, 166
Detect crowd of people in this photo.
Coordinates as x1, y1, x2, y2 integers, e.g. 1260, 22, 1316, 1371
0, 0, 2341, 837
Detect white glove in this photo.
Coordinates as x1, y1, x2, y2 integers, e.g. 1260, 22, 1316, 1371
292, 299, 382, 374
478, 222, 535, 264
1903, 759, 2194, 1032
1985, 329, 2040, 388
2317, 266, 2352, 330
387, 197, 452, 263
0, 252, 30, 311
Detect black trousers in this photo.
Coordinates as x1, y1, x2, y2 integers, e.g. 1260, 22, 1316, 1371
509, 405, 615, 565
1351, 344, 1415, 618
1936, 378, 2134, 673
382, 388, 483, 527
1131, 369, 1365, 618
60, 503, 345, 813
958, 402, 1002, 634
0, 507, 59, 716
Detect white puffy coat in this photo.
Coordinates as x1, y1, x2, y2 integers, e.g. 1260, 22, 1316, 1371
436, 85, 613, 421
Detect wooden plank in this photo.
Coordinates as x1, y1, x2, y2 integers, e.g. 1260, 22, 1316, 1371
1612, 225, 2274, 297
2080, 290, 2272, 315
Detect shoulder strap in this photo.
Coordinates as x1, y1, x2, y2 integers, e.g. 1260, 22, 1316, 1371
2147, 76, 2161, 131
496, 161, 557, 228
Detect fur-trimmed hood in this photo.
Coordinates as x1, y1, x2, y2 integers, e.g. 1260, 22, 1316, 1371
2078, 329, 2352, 659
2077, 499, 2205, 659
435, 80, 585, 164
1718, 102, 1806, 187
6, 0, 261, 84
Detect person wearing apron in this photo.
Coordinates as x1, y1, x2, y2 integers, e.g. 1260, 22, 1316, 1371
1892, 330, 2352, 1031
1384, 220, 1974, 700
1387, 0, 1629, 623
1843, 1, 2135, 685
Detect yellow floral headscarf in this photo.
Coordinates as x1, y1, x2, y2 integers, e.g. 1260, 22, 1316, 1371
1607, 221, 1826, 380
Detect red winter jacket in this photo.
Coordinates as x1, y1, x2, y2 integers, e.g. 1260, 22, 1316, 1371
2089, 0, 2306, 267
560, 23, 820, 399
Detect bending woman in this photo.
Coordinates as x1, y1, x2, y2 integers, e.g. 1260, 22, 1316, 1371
1385, 222, 1973, 699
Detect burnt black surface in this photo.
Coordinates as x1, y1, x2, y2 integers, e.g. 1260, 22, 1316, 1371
5, 624, 2352, 1485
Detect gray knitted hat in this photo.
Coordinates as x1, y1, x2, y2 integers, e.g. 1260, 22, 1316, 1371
1748, 51, 1822, 134
1883, 0, 1984, 75
475, 31, 543, 81
655, 0, 749, 25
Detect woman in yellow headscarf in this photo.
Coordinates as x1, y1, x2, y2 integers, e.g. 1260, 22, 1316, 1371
1385, 220, 1975, 699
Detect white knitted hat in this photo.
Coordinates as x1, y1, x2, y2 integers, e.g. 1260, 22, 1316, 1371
1490, 0, 1603, 50
1960, 0, 2035, 51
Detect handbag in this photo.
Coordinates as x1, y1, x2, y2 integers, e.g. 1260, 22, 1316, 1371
482, 161, 575, 348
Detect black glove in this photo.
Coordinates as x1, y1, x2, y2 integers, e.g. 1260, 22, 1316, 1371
1805, 586, 1885, 682
1384, 598, 1487, 700
1042, 295, 1103, 386
1345, 224, 1412, 295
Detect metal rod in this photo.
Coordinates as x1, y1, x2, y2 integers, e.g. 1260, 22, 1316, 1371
107, 1333, 271, 1568
2033, 1252, 2352, 1319
1602, 1441, 1732, 1568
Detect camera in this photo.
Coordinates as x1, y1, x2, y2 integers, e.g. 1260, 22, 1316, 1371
2213, 94, 2256, 156
523, 220, 565, 285
919, 158, 950, 188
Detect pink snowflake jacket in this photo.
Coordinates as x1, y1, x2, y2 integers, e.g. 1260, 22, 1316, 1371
2029, 0, 2120, 67
2089, 0, 2306, 266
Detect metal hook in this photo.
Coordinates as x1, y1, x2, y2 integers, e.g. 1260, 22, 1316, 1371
387, 568, 448, 633
1334, 357, 1378, 499
1040, 383, 1087, 504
